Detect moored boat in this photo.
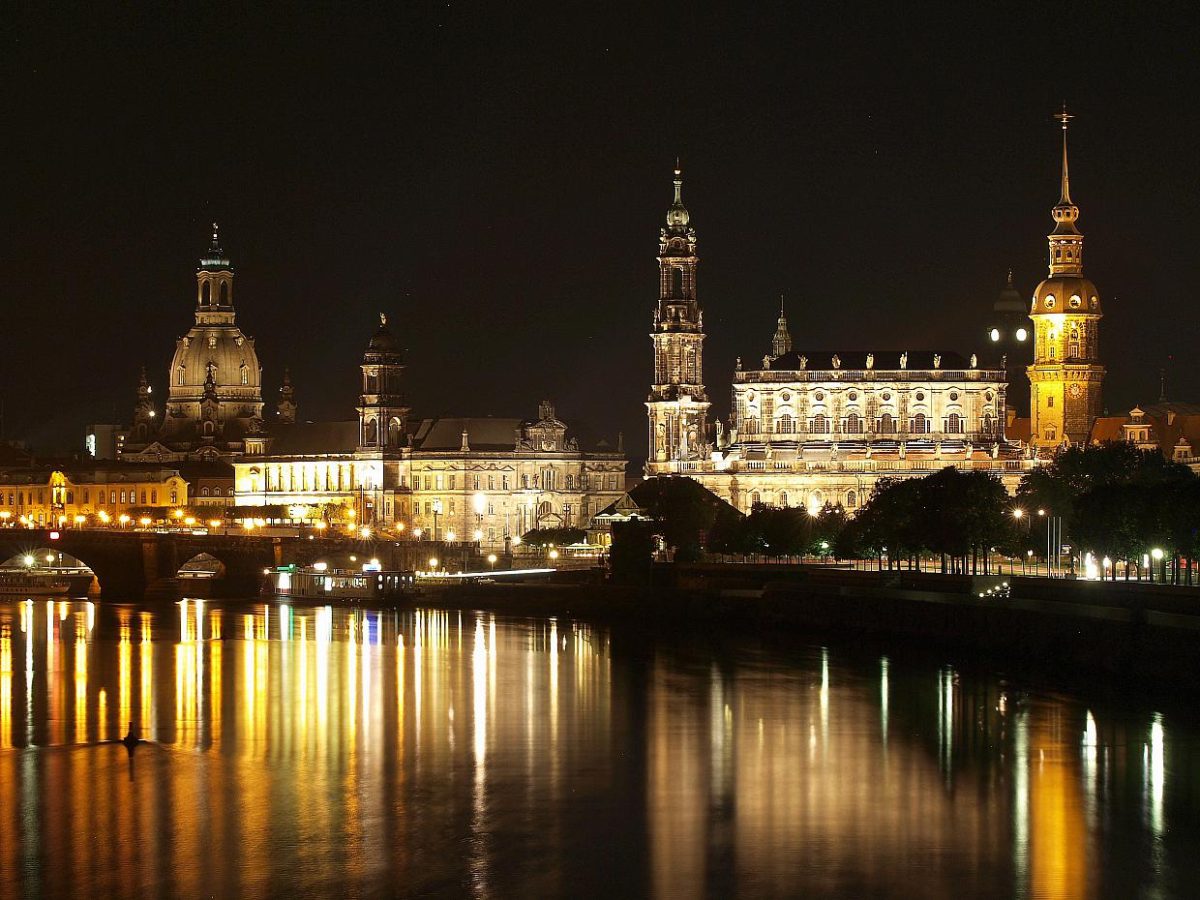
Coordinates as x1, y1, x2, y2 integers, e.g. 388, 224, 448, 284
262, 565, 418, 602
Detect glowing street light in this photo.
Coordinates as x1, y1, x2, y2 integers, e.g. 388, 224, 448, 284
1012, 509, 1024, 520
23, 555, 34, 568
360, 526, 372, 540
548, 549, 559, 561
428, 557, 439, 569
1151, 548, 1164, 561
446, 530, 456, 543
487, 553, 497, 568
118, 514, 131, 527
473, 529, 483, 542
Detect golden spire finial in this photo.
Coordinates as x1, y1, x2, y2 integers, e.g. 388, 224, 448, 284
779, 292, 785, 318
1054, 103, 1073, 204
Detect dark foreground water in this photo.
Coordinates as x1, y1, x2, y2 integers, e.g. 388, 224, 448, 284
0, 598, 1196, 898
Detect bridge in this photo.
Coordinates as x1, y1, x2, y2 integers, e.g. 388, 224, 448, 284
0, 529, 462, 599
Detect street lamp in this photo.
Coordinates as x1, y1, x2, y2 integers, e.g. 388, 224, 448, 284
487, 553, 497, 570
432, 499, 442, 543
1151, 547, 1164, 583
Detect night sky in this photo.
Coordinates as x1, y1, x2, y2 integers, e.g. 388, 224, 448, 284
6, 5, 1198, 459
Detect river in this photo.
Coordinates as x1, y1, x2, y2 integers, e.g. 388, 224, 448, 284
0, 598, 1195, 898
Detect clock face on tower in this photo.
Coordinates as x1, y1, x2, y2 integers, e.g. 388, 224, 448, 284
1068, 384, 1083, 399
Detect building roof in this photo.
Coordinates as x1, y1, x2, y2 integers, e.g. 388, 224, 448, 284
413, 417, 523, 451
762, 350, 977, 373
266, 421, 359, 456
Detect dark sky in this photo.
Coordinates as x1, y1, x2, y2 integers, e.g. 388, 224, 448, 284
5, 4, 1199, 459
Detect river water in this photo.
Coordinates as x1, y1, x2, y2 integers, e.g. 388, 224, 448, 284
0, 598, 1195, 898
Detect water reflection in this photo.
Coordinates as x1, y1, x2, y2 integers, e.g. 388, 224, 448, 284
0, 598, 1194, 898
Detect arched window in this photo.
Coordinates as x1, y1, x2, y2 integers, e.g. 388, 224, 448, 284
177, 366, 185, 385
777, 413, 794, 434
201, 487, 210, 496
745, 417, 759, 434
779, 491, 789, 507
947, 413, 962, 434
366, 372, 378, 393
388, 418, 402, 446
982, 414, 995, 435
1069, 329, 1080, 359
203, 421, 216, 436
364, 417, 378, 444
879, 413, 895, 434
201, 281, 210, 305
846, 490, 858, 509
812, 413, 828, 434
240, 364, 248, 385
845, 412, 862, 434
912, 413, 927, 434
672, 267, 684, 297
220, 282, 229, 305
750, 491, 761, 508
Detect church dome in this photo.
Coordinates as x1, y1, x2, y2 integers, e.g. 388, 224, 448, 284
168, 324, 262, 400
1031, 275, 1101, 316
364, 313, 402, 357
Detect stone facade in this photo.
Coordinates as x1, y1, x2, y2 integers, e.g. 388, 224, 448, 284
233, 320, 626, 544
120, 226, 265, 464
1028, 110, 1104, 448
0, 465, 189, 526
642, 167, 1034, 510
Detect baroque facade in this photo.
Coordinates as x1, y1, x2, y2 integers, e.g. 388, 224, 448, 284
121, 227, 265, 464
1028, 109, 1104, 448
643, 167, 1037, 512
234, 317, 626, 543
0, 465, 189, 526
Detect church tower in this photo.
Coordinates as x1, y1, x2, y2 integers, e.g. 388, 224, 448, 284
771, 295, 792, 359
277, 368, 297, 423
357, 314, 409, 450
1028, 108, 1104, 448
646, 162, 710, 473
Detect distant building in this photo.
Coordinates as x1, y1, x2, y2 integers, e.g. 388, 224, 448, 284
0, 464, 190, 526
1089, 402, 1200, 471
233, 317, 627, 542
120, 226, 266, 464
983, 270, 1033, 418
643, 166, 1031, 512
1027, 109, 1105, 449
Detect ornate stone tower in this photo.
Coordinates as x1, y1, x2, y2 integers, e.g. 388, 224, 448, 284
771, 295, 793, 359
357, 313, 409, 450
646, 162, 710, 473
165, 225, 264, 426
1028, 108, 1104, 448
277, 367, 297, 423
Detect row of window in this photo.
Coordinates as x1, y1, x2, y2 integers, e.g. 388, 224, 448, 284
745, 489, 860, 511
414, 472, 621, 492
3, 488, 178, 506
744, 413, 991, 435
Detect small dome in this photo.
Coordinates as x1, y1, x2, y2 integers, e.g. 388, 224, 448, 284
993, 272, 1026, 315
1032, 275, 1101, 315
364, 313, 403, 358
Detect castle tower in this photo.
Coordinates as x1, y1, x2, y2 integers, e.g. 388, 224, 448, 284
357, 313, 410, 450
277, 367, 297, 423
645, 162, 710, 472
771, 294, 792, 358
1028, 108, 1104, 448
986, 270, 1033, 417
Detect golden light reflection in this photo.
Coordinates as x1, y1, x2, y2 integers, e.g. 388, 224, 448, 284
0, 625, 12, 750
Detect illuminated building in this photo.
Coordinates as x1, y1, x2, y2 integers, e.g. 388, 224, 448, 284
234, 319, 626, 538
0, 465, 189, 525
643, 166, 1031, 512
119, 226, 266, 464
1028, 108, 1105, 448
645, 162, 710, 472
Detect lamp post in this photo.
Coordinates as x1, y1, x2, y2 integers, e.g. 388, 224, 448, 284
432, 499, 442, 543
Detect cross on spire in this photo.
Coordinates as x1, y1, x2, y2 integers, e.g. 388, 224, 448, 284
1055, 103, 1073, 204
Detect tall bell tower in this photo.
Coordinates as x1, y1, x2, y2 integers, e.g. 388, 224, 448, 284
1029, 107, 1104, 448
645, 162, 710, 474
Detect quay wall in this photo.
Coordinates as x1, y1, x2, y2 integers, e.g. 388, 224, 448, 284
419, 565, 1200, 689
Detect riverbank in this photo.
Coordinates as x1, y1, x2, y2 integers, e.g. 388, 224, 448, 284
416, 564, 1200, 691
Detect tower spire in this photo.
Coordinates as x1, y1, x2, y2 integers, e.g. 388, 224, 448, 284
1055, 103, 1074, 204
771, 294, 792, 358
666, 159, 689, 228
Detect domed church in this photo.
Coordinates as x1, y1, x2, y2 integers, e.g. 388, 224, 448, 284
121, 226, 267, 463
